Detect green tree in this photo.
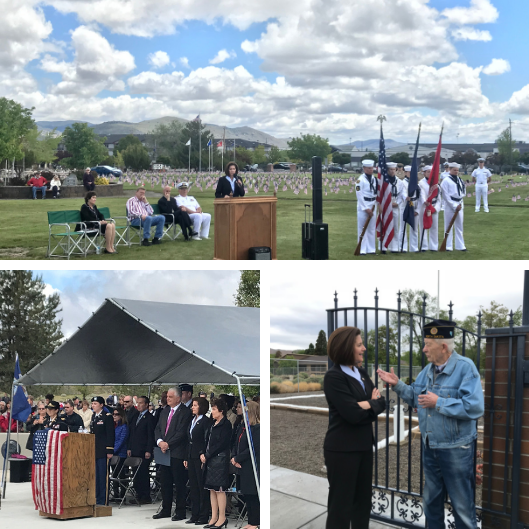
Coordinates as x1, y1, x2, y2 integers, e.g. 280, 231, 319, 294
361, 152, 379, 163
213, 384, 260, 399
122, 143, 151, 171
234, 270, 260, 308
150, 120, 183, 168
390, 152, 411, 165
62, 122, 108, 169
0, 271, 63, 394
314, 330, 327, 356
156, 155, 172, 166
288, 134, 331, 164
252, 145, 267, 164
366, 325, 399, 366
21, 127, 61, 168
179, 120, 214, 170
497, 127, 520, 171
115, 134, 143, 154
332, 152, 351, 167
234, 147, 253, 165
305, 343, 315, 354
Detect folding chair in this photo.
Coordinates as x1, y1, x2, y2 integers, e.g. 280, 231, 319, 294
125, 207, 143, 246
152, 204, 176, 241
226, 475, 247, 527
108, 455, 123, 502
149, 460, 162, 503
108, 456, 143, 508
97, 207, 124, 249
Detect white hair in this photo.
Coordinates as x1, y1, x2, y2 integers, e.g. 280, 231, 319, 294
438, 338, 454, 353
167, 386, 181, 397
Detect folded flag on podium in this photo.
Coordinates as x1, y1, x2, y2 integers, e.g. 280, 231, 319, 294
32, 430, 69, 515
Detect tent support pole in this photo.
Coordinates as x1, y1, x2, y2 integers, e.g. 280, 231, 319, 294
234, 375, 260, 501
1, 381, 15, 499
148, 384, 152, 400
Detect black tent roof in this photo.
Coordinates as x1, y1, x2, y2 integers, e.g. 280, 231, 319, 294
17, 298, 260, 386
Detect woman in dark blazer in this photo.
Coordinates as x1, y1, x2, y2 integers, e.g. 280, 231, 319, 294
215, 162, 245, 198
80, 191, 117, 254
201, 398, 233, 528
25, 400, 48, 450
157, 186, 195, 240
324, 326, 386, 529
184, 397, 212, 525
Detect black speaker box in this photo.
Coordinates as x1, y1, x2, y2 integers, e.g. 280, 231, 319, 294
248, 246, 271, 260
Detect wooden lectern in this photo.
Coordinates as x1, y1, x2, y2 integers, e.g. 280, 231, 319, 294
214, 196, 277, 260
39, 433, 110, 519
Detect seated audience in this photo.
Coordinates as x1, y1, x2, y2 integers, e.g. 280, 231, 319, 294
0, 400, 17, 433
75, 399, 93, 429
25, 400, 48, 449
45, 394, 54, 406
175, 182, 211, 241
111, 407, 129, 500
80, 191, 117, 254
126, 187, 165, 246
50, 175, 62, 198
63, 399, 85, 432
215, 162, 245, 198
158, 186, 195, 240
83, 168, 95, 191
27, 173, 48, 200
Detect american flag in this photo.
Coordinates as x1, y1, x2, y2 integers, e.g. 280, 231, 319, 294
376, 126, 394, 248
32, 430, 69, 515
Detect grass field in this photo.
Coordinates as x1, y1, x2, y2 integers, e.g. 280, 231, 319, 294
1, 174, 528, 260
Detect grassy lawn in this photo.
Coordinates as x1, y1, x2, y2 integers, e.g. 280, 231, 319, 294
1, 174, 528, 260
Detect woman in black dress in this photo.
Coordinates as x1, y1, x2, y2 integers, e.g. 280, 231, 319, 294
201, 398, 233, 528
184, 397, 212, 525
324, 326, 386, 529
231, 400, 260, 529
157, 186, 195, 240
80, 191, 117, 254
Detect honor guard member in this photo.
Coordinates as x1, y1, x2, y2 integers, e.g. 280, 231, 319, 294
382, 162, 405, 253
399, 165, 424, 252
90, 396, 115, 506
440, 162, 466, 251
45, 401, 68, 431
418, 166, 441, 251
472, 158, 492, 212
439, 162, 450, 211
355, 159, 378, 255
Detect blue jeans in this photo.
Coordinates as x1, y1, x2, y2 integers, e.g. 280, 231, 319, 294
32, 186, 47, 198
423, 440, 477, 529
131, 215, 164, 240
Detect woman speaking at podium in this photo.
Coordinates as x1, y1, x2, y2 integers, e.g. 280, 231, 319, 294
215, 162, 245, 198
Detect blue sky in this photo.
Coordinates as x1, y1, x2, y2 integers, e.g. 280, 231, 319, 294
2, 0, 528, 144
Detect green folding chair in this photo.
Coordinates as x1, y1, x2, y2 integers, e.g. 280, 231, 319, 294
152, 204, 176, 241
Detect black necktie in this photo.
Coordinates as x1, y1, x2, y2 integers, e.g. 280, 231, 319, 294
450, 175, 463, 195
366, 175, 376, 194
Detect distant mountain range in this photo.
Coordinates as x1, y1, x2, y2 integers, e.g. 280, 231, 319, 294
36, 116, 291, 149
333, 139, 407, 150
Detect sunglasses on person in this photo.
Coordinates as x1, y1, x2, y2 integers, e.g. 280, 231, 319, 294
38, 407, 45, 410
113, 413, 120, 416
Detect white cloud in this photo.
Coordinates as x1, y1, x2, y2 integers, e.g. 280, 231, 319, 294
209, 49, 236, 64
452, 27, 492, 41
482, 58, 510, 76
148, 50, 170, 69
501, 85, 529, 115
442, 0, 499, 25
180, 57, 190, 69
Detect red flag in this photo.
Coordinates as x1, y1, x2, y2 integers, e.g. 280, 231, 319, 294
422, 125, 443, 230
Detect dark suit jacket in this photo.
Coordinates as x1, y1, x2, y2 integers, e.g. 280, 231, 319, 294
204, 416, 232, 460
186, 415, 212, 460
126, 406, 139, 426
127, 410, 155, 455
233, 424, 259, 495
154, 403, 192, 459
215, 175, 245, 198
323, 364, 386, 452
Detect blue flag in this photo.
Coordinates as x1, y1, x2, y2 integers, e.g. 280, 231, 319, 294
402, 123, 422, 231
11, 354, 32, 422
207, 139, 212, 147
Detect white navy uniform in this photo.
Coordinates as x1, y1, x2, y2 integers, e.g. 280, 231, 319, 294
383, 177, 406, 252
472, 167, 492, 212
175, 195, 211, 238
439, 170, 450, 211
440, 175, 466, 251
399, 177, 424, 252
418, 178, 441, 251
356, 173, 378, 254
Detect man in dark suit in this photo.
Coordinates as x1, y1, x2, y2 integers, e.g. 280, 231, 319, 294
127, 395, 155, 504
123, 395, 139, 425
153, 387, 192, 521
215, 161, 245, 198
153, 391, 168, 426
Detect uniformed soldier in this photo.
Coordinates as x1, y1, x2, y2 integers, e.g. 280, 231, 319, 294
90, 396, 115, 506
439, 162, 450, 211
472, 158, 492, 212
45, 401, 69, 431
418, 166, 441, 252
382, 162, 405, 253
440, 162, 466, 251
399, 165, 423, 252
355, 160, 378, 255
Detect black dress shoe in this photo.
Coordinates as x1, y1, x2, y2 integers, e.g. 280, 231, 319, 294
172, 514, 186, 521
141, 239, 152, 246
204, 520, 218, 528
196, 521, 209, 526
186, 519, 198, 524
153, 512, 171, 519
152, 237, 162, 245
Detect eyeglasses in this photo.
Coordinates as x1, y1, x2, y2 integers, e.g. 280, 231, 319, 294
124, 400, 131, 403
113, 413, 120, 416
38, 408, 45, 410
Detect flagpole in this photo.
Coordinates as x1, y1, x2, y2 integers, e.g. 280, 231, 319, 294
198, 114, 201, 174
1, 379, 15, 499
188, 143, 190, 175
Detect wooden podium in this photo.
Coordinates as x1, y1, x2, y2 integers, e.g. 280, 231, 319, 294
39, 433, 110, 520
214, 196, 277, 260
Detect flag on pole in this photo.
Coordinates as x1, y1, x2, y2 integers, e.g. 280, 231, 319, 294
402, 123, 422, 231
192, 115, 200, 122
217, 141, 223, 149
12, 354, 31, 421
422, 125, 443, 230
185, 139, 191, 146
207, 139, 212, 147
32, 430, 69, 515
375, 125, 395, 249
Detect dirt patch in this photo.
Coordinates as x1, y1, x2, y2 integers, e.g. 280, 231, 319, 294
0, 247, 30, 258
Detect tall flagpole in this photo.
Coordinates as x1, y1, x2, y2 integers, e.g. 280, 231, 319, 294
188, 143, 190, 175
198, 114, 201, 174
222, 126, 226, 170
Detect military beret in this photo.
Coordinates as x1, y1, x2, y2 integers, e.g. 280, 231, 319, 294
424, 319, 456, 339
179, 384, 193, 393
91, 396, 105, 405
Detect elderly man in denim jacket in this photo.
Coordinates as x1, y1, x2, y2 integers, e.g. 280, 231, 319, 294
378, 319, 484, 529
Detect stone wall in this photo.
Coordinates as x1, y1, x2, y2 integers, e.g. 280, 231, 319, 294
0, 184, 124, 200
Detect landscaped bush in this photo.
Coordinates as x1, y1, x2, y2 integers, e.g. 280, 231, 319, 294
307, 382, 321, 391
279, 380, 295, 393
95, 176, 109, 185
307, 376, 323, 385
299, 372, 310, 380
270, 376, 283, 383
271, 382, 281, 394
298, 381, 309, 392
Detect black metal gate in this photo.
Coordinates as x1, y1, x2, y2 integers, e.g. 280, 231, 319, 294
325, 289, 524, 529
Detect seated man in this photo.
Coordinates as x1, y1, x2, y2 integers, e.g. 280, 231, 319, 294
27, 173, 48, 199
83, 168, 95, 191
175, 182, 211, 241
157, 186, 195, 241
126, 187, 165, 246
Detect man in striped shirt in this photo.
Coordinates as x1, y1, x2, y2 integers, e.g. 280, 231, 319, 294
126, 187, 165, 246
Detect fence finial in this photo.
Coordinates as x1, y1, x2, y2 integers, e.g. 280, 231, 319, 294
448, 301, 454, 321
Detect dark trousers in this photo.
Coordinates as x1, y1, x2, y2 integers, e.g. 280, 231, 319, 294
245, 494, 260, 526
188, 458, 210, 521
131, 453, 151, 500
84, 182, 95, 191
51, 185, 59, 197
95, 457, 110, 505
161, 457, 187, 517
324, 449, 373, 529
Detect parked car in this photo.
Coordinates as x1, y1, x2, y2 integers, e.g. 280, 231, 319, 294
91, 165, 123, 177
273, 162, 292, 171
328, 166, 348, 173
244, 164, 258, 172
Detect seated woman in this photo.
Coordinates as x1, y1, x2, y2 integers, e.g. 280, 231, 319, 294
157, 186, 195, 240
80, 191, 117, 254
215, 162, 245, 198
50, 175, 62, 199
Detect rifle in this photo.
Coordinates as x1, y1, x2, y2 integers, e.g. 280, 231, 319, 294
439, 208, 460, 252
354, 211, 373, 256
